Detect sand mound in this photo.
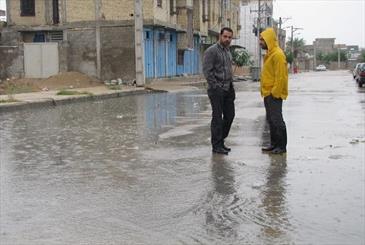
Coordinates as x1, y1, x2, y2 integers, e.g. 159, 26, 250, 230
39, 72, 102, 90
0, 72, 103, 94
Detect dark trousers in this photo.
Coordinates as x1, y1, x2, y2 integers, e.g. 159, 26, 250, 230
264, 95, 287, 149
208, 86, 235, 148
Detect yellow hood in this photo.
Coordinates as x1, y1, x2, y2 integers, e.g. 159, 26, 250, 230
259, 28, 288, 99
260, 28, 279, 54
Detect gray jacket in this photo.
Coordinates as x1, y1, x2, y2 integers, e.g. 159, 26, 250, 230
203, 43, 233, 91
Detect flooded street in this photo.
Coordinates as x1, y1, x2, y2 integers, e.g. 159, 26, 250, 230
0, 70, 364, 244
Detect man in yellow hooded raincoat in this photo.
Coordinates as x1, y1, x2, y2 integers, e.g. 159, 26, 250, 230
259, 28, 288, 154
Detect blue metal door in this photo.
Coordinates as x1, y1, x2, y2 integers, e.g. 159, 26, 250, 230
144, 29, 154, 78
156, 30, 167, 77
167, 32, 177, 77
193, 36, 201, 74
184, 50, 193, 74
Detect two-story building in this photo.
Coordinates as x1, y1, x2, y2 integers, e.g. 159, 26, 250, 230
233, 0, 274, 66
1, 0, 240, 81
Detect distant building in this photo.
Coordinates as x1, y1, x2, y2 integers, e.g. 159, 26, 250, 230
0, 9, 6, 21
346, 45, 361, 61
314, 38, 336, 55
233, 0, 275, 66
1, 0, 240, 80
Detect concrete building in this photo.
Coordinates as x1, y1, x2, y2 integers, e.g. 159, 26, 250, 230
1, 0, 240, 81
0, 9, 5, 21
314, 38, 336, 55
302, 38, 361, 70
233, 0, 274, 66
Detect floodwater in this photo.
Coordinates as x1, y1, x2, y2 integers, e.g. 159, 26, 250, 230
0, 70, 364, 244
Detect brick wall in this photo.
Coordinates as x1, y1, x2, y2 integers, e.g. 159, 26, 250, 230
0, 45, 24, 79
67, 29, 97, 77
102, 0, 134, 21
66, 0, 95, 22
100, 26, 135, 81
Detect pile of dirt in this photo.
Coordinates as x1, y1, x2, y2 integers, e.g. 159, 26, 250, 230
0, 72, 103, 95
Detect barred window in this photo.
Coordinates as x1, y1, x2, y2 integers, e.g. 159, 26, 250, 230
20, 0, 35, 16
157, 0, 162, 8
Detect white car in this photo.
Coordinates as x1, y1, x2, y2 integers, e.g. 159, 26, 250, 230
315, 64, 327, 71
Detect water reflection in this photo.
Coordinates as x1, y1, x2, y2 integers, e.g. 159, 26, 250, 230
205, 155, 238, 242
261, 154, 293, 243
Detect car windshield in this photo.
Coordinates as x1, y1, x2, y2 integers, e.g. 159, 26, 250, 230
360, 64, 365, 71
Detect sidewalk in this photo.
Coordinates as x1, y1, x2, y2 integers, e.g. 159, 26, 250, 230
0, 77, 207, 112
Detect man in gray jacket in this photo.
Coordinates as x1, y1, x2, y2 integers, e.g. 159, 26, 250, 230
203, 27, 235, 155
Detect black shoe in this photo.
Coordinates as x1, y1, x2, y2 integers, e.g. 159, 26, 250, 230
222, 144, 231, 152
212, 147, 229, 155
261, 145, 275, 152
269, 148, 286, 154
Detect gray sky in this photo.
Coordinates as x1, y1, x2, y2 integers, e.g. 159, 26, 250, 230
273, 0, 365, 48
1, 0, 364, 48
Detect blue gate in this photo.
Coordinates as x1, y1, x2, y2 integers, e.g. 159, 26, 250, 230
156, 30, 167, 77
144, 28, 179, 78
193, 36, 200, 74
167, 32, 177, 77
177, 35, 201, 76
144, 29, 154, 78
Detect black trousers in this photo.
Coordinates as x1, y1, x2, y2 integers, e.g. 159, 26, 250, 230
264, 95, 287, 149
208, 86, 235, 149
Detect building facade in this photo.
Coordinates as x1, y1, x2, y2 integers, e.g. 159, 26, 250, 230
233, 0, 274, 66
2, 0, 240, 81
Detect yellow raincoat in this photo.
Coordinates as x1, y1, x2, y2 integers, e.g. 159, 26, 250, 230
260, 28, 288, 99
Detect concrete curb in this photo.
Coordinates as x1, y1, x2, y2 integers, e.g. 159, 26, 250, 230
0, 89, 162, 113
0, 79, 207, 113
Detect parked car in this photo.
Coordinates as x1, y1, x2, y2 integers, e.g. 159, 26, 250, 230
354, 63, 365, 88
353, 63, 362, 79
315, 64, 327, 71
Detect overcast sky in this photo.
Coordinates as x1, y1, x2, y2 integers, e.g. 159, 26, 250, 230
1, 0, 364, 48
273, 0, 365, 48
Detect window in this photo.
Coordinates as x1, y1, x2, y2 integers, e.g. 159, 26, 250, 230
20, 0, 35, 16
157, 0, 162, 8
178, 50, 184, 65
170, 0, 176, 15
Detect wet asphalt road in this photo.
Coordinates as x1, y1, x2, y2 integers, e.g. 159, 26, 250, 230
0, 70, 364, 244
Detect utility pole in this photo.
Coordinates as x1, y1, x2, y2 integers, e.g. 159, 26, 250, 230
278, 17, 282, 43
337, 48, 340, 69
257, 0, 261, 72
290, 25, 303, 73
313, 40, 317, 70
134, 0, 145, 86
5, 0, 11, 24
277, 17, 291, 49
95, 0, 102, 79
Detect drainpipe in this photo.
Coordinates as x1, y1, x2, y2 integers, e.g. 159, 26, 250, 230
134, 0, 145, 86
257, 0, 261, 71
45, 0, 51, 25
6, 0, 11, 25
95, 0, 101, 79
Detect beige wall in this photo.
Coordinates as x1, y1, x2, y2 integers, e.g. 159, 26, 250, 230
8, 0, 239, 40
208, 0, 221, 34
102, 0, 134, 21
10, 0, 46, 26
66, 0, 95, 22
193, 0, 208, 36
207, 0, 240, 38
143, 0, 154, 20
